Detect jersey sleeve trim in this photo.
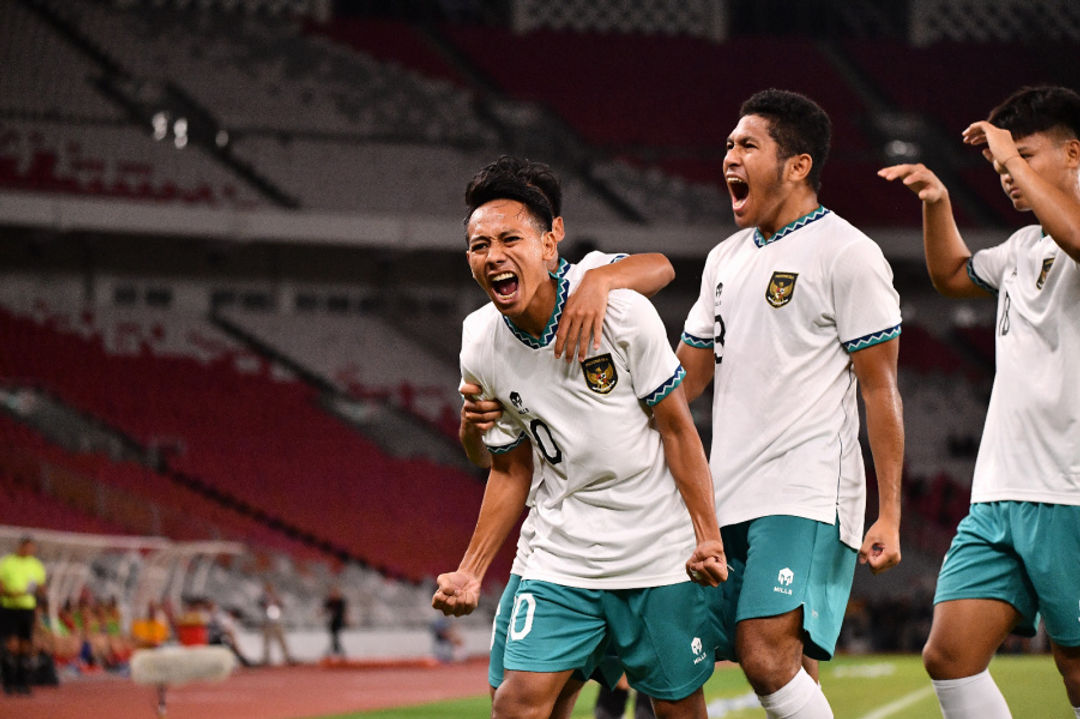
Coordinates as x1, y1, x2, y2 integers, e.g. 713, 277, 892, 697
680, 331, 712, 349
966, 257, 998, 297
643, 365, 685, 406
487, 432, 527, 455
842, 323, 901, 353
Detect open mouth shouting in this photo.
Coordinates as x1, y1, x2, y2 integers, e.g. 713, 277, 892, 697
727, 174, 750, 216
489, 270, 520, 304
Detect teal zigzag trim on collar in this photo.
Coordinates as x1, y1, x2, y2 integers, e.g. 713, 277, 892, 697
753, 206, 830, 248
556, 257, 571, 279
503, 274, 570, 349
843, 324, 902, 353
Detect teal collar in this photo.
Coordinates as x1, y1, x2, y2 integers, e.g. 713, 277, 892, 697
753, 206, 830, 248
502, 270, 569, 349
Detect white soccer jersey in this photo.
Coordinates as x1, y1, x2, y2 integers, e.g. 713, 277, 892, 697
681, 207, 902, 549
460, 253, 630, 576
460, 265, 695, 589
967, 225, 1080, 504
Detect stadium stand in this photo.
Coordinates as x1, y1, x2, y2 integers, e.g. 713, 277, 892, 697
2, 0, 1073, 658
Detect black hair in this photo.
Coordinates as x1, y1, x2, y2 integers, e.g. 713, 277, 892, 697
464, 155, 557, 232
740, 89, 831, 192
989, 85, 1080, 142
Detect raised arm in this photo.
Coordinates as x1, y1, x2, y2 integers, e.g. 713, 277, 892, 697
650, 385, 727, 586
877, 163, 987, 298
850, 339, 904, 575
432, 441, 533, 616
555, 253, 675, 361
963, 120, 1080, 262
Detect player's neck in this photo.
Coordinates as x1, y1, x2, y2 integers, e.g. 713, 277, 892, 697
514, 276, 558, 339
757, 189, 819, 240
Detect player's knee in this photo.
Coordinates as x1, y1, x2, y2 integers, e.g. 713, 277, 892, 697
491, 685, 553, 719
1052, 645, 1080, 698
922, 637, 964, 679
738, 649, 799, 694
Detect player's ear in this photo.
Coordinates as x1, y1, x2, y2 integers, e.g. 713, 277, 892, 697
552, 216, 566, 244
786, 153, 813, 185
541, 229, 557, 264
1062, 137, 1080, 169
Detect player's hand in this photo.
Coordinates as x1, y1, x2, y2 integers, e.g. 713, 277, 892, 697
686, 539, 729, 586
459, 382, 503, 432
432, 571, 481, 617
962, 120, 1019, 168
554, 271, 609, 362
877, 163, 948, 204
858, 519, 901, 575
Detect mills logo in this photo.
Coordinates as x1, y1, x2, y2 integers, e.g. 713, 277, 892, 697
774, 567, 794, 596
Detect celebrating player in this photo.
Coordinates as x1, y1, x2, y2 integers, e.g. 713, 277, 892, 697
457, 156, 673, 717
433, 158, 727, 719
678, 89, 905, 719
879, 85, 1080, 719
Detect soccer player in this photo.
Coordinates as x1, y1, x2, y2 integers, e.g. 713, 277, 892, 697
879, 85, 1080, 719
456, 158, 674, 717
433, 159, 727, 719
677, 89, 904, 719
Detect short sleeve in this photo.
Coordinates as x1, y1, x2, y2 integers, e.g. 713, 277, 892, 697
576, 250, 629, 272
832, 238, 903, 352
613, 291, 685, 405
681, 248, 718, 349
459, 315, 526, 452
969, 235, 1017, 296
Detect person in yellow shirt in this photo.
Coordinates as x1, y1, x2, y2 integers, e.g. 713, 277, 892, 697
0, 536, 47, 694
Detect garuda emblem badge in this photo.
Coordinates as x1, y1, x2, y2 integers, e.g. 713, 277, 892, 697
766, 271, 798, 308
582, 354, 618, 394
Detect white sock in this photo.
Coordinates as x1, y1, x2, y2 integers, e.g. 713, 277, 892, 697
758, 667, 833, 719
1072, 706, 1079, 719
931, 670, 1011, 718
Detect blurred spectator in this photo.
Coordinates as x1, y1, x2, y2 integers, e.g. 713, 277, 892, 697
259, 582, 294, 666
130, 601, 171, 648
429, 615, 463, 664
0, 536, 47, 694
206, 599, 253, 668
323, 586, 347, 657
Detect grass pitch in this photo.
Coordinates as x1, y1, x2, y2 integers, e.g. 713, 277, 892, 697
326, 653, 1071, 719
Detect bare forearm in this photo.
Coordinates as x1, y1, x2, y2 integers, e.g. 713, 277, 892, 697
589, 253, 674, 298
863, 385, 904, 525
922, 195, 979, 297
1002, 157, 1080, 261
456, 466, 529, 580
656, 395, 720, 543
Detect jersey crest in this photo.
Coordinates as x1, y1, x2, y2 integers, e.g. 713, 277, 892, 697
582, 354, 618, 394
766, 271, 798, 308
1036, 255, 1055, 289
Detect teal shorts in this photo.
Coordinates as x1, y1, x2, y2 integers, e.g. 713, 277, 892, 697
489, 574, 622, 690
712, 515, 857, 661
502, 579, 715, 701
935, 501, 1080, 647
488, 574, 520, 688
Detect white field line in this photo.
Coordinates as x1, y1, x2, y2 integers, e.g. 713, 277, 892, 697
855, 685, 936, 719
